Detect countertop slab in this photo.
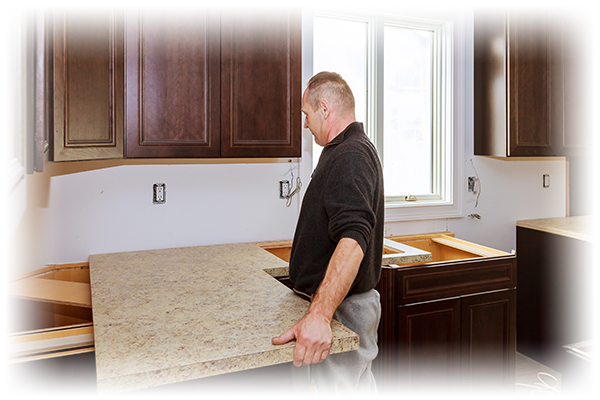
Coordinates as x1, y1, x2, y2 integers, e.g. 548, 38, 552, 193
88, 242, 359, 394
516, 216, 594, 242
381, 238, 432, 265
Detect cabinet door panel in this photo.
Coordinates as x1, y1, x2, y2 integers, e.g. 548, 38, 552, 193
461, 289, 516, 388
53, 10, 124, 161
473, 10, 508, 157
397, 298, 461, 388
126, 10, 220, 158
221, 9, 301, 158
508, 12, 557, 156
34, 11, 52, 171
554, 17, 589, 157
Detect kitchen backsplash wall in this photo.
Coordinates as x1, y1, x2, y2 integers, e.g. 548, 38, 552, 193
9, 154, 567, 275
9, 161, 302, 275
448, 157, 567, 253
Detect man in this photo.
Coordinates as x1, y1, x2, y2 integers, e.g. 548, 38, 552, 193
272, 71, 385, 392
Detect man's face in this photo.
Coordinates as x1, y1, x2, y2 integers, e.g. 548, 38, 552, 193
302, 89, 326, 146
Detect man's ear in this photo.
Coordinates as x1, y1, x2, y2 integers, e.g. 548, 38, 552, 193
320, 99, 330, 119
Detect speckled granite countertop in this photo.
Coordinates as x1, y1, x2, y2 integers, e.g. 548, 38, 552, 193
381, 238, 432, 265
516, 216, 594, 242
88, 242, 359, 394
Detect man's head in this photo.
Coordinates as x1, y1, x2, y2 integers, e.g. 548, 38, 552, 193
302, 72, 356, 146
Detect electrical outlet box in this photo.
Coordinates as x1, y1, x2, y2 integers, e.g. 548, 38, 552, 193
153, 183, 166, 204
468, 176, 476, 192
543, 174, 550, 188
279, 180, 291, 199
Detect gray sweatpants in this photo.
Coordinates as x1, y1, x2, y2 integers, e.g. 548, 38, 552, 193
292, 289, 381, 393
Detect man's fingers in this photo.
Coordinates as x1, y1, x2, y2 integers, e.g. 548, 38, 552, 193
309, 349, 323, 365
318, 349, 329, 363
294, 343, 306, 367
271, 328, 296, 345
271, 315, 333, 367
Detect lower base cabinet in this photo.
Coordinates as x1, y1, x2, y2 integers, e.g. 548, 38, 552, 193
374, 233, 517, 393
516, 223, 594, 388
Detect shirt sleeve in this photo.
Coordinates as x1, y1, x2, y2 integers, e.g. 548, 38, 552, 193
324, 150, 378, 253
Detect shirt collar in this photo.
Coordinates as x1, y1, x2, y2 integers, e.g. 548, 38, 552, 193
324, 121, 362, 147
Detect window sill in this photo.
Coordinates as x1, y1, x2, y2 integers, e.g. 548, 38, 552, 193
385, 199, 463, 222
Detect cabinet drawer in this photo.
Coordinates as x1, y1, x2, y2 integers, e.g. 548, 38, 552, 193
385, 233, 516, 304
396, 258, 516, 304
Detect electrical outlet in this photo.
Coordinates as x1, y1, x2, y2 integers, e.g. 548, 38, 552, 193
468, 176, 476, 192
279, 180, 291, 199
153, 183, 166, 204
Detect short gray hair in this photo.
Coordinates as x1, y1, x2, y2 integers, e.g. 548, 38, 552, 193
306, 72, 355, 115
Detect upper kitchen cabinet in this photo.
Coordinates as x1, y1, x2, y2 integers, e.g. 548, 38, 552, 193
125, 9, 221, 158
220, 9, 302, 158
45, 9, 301, 161
52, 10, 124, 161
33, 11, 52, 172
125, 8, 301, 158
552, 17, 590, 157
474, 9, 567, 157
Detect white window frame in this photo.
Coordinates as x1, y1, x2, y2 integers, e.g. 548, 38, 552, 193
303, 7, 466, 222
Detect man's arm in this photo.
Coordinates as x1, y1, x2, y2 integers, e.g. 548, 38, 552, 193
271, 237, 364, 366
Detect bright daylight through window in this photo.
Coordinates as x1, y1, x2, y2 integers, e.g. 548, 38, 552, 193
312, 12, 454, 206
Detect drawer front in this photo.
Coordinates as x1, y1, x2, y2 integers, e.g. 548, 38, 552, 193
395, 256, 516, 304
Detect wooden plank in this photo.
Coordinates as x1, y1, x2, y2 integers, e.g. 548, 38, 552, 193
10, 346, 95, 363
8, 323, 95, 361
432, 236, 508, 257
9, 277, 92, 308
256, 239, 293, 249
257, 240, 293, 263
10, 262, 89, 282
387, 231, 455, 242
8, 323, 94, 362
10, 323, 93, 344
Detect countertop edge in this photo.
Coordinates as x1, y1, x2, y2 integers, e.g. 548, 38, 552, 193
97, 327, 360, 394
516, 216, 593, 242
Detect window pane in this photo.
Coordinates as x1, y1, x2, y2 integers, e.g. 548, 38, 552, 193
383, 25, 433, 197
312, 16, 368, 168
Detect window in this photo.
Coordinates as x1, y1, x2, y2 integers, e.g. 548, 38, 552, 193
310, 9, 465, 221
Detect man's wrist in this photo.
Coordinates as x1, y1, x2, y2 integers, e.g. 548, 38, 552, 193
307, 302, 333, 324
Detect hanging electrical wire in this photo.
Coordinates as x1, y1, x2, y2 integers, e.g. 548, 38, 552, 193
468, 158, 482, 220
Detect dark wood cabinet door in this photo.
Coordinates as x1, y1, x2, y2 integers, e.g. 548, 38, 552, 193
34, 11, 52, 171
552, 18, 590, 158
473, 10, 507, 157
125, 10, 221, 158
460, 289, 516, 389
507, 11, 560, 156
396, 298, 462, 388
53, 10, 124, 161
475, 10, 572, 158
220, 9, 302, 158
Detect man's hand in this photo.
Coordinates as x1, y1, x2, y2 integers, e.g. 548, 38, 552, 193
271, 237, 363, 367
272, 310, 333, 367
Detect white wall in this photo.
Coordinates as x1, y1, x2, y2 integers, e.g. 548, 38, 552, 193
10, 160, 303, 273
448, 157, 567, 252
384, 156, 567, 253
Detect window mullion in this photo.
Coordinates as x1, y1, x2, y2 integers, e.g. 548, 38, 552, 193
372, 17, 384, 161
432, 27, 441, 197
